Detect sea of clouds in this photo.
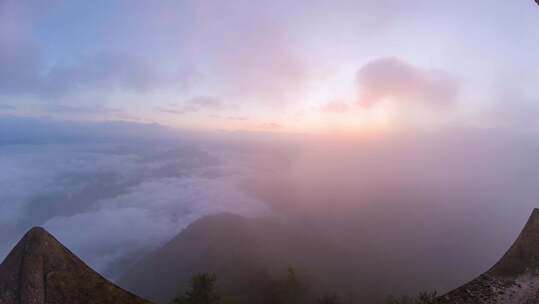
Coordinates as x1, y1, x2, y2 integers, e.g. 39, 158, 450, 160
4, 116, 539, 295
0, 117, 269, 279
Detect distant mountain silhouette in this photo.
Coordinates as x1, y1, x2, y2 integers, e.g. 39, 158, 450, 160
119, 213, 362, 304
0, 227, 152, 304
436, 208, 539, 303
119, 213, 295, 303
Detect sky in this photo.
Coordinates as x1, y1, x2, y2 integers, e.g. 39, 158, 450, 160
1, 0, 538, 134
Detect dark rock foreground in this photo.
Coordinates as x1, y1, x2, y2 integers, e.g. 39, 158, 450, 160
436, 208, 539, 304
0, 227, 151, 304
3, 208, 539, 304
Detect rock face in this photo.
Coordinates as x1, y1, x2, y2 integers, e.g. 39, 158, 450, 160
0, 227, 152, 304
436, 208, 539, 304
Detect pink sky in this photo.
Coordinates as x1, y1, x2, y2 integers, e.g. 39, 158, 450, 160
1, 0, 539, 134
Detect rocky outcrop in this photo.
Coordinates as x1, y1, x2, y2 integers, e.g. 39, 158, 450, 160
0, 227, 152, 304
435, 209, 539, 303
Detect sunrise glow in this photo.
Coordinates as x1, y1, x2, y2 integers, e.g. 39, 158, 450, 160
2, 1, 537, 135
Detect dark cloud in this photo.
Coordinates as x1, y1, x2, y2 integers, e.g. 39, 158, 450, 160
0, 104, 16, 110
46, 104, 122, 114
42, 52, 169, 96
0, 45, 42, 95
0, 1, 185, 98
357, 57, 458, 107
189, 96, 223, 109
156, 96, 223, 115
0, 49, 179, 97
156, 107, 193, 115
0, 1, 42, 95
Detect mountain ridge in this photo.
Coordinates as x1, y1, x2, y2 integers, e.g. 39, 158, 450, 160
119, 212, 355, 303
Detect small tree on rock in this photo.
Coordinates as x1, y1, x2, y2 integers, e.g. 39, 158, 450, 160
174, 273, 221, 304
317, 293, 342, 304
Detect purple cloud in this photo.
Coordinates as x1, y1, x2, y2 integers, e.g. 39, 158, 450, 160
357, 57, 458, 107
156, 96, 223, 115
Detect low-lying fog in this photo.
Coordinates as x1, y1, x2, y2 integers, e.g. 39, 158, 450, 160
1, 116, 538, 296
